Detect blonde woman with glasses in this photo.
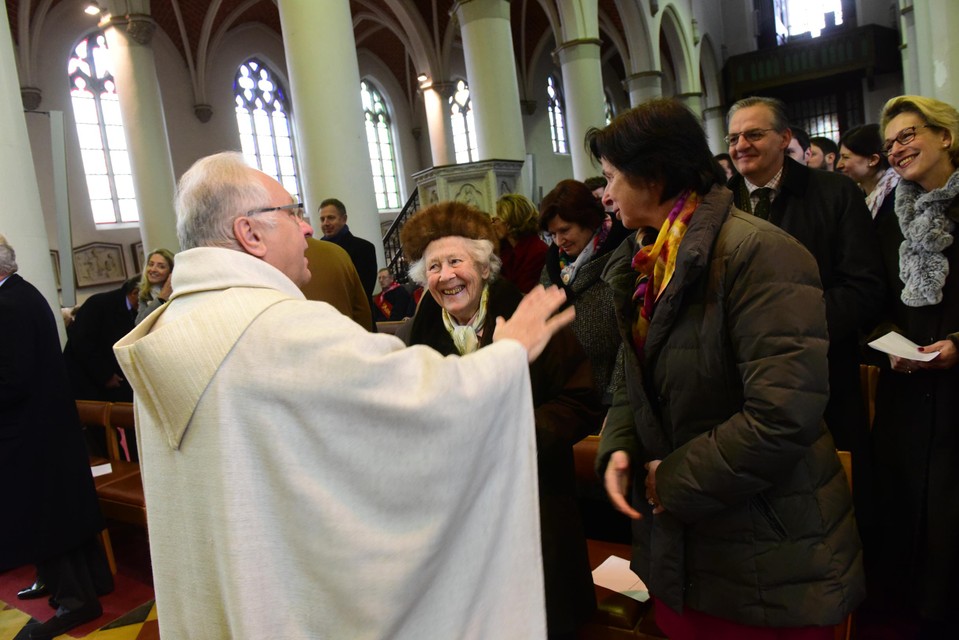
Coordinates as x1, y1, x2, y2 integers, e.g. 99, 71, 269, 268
870, 95, 959, 638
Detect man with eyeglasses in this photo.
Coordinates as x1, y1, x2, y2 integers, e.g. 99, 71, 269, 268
113, 152, 573, 639
724, 96, 886, 538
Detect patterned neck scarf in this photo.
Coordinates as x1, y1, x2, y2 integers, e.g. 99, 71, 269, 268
631, 190, 700, 357
441, 284, 490, 354
865, 168, 900, 219
896, 169, 958, 307
558, 214, 612, 285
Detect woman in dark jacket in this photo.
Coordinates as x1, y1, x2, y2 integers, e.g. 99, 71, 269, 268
540, 179, 630, 406
871, 95, 959, 637
400, 202, 602, 639
592, 99, 864, 638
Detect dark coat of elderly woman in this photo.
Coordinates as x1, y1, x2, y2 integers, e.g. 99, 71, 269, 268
869, 95, 959, 637
592, 99, 864, 638
400, 202, 602, 638
539, 179, 630, 406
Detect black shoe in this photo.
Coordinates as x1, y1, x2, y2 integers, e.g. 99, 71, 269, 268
16, 580, 48, 600
27, 603, 102, 640
47, 596, 59, 610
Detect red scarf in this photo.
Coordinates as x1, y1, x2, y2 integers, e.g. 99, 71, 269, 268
375, 281, 402, 318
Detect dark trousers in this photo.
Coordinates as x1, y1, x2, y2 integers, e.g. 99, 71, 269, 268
36, 537, 113, 612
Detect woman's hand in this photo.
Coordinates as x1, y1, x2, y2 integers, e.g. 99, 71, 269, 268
644, 460, 665, 514
918, 339, 958, 370
604, 450, 642, 520
890, 338, 958, 373
159, 274, 173, 301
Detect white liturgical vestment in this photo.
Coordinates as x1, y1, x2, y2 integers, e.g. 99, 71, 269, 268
114, 247, 546, 639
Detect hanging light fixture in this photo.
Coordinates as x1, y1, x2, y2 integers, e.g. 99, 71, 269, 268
84, 1, 102, 16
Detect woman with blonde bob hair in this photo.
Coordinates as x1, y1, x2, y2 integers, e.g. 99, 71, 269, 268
492, 193, 547, 293
401, 201, 602, 638
870, 95, 959, 637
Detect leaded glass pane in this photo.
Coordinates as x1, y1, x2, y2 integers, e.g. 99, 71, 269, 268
86, 174, 111, 200
118, 198, 139, 222
90, 199, 116, 224
76, 124, 104, 149
81, 149, 107, 174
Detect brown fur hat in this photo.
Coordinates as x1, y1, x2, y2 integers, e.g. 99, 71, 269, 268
400, 201, 499, 262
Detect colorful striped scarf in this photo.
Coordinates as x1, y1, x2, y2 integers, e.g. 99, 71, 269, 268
631, 190, 699, 357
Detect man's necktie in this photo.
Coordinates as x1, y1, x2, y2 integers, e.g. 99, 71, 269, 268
753, 187, 772, 220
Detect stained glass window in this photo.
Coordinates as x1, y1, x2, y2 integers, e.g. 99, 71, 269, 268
234, 59, 300, 199
68, 32, 138, 224
361, 81, 401, 210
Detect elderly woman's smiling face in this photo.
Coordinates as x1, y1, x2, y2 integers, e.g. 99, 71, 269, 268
423, 236, 490, 325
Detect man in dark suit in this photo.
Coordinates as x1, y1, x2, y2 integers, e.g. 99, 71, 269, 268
62, 277, 140, 402
725, 96, 886, 543
318, 197, 378, 298
0, 235, 113, 640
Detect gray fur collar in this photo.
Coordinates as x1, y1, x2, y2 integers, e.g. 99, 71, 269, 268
895, 169, 958, 307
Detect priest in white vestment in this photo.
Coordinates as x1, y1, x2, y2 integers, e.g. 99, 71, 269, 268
114, 153, 576, 640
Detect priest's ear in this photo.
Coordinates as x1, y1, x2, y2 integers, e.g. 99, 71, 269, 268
234, 215, 269, 258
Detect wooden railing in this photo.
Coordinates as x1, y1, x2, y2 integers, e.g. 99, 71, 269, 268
382, 187, 419, 283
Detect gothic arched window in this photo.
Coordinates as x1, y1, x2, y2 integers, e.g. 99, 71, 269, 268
68, 32, 138, 224
604, 94, 614, 126
361, 80, 401, 210
234, 59, 300, 199
547, 75, 568, 154
449, 79, 477, 163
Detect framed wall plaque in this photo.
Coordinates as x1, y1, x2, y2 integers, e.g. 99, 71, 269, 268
131, 241, 144, 273
73, 242, 126, 287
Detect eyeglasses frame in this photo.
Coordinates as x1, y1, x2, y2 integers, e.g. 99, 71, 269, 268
881, 124, 932, 156
724, 128, 778, 147
246, 202, 307, 222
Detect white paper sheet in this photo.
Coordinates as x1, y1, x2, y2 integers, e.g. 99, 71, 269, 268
91, 462, 113, 478
592, 555, 649, 602
867, 331, 940, 362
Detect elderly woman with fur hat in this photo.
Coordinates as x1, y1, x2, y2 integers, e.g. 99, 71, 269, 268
400, 201, 602, 639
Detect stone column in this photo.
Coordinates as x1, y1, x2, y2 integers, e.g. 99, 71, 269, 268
277, 0, 385, 266
623, 71, 662, 107
453, 0, 525, 161
703, 105, 727, 155
556, 38, 606, 180
102, 1, 179, 253
906, 0, 959, 106
423, 82, 456, 166
0, 1, 65, 340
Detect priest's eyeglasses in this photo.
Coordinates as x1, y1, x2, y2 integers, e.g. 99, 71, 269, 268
246, 202, 307, 222
881, 125, 930, 156
724, 128, 776, 147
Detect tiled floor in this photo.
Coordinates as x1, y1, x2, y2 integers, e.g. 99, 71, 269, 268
1, 598, 158, 640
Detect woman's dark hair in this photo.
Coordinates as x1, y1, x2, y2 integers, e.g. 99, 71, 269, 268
586, 98, 725, 202
839, 124, 889, 170
539, 179, 606, 232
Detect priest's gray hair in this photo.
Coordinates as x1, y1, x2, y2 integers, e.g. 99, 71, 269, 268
175, 152, 271, 250
407, 237, 502, 286
0, 234, 17, 276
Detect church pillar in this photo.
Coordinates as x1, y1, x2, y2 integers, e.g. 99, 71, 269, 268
703, 105, 727, 155
102, 0, 179, 254
276, 0, 384, 266
556, 38, 606, 180
453, 0, 525, 161
423, 81, 456, 166
0, 1, 64, 340
623, 70, 662, 107
902, 0, 959, 106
